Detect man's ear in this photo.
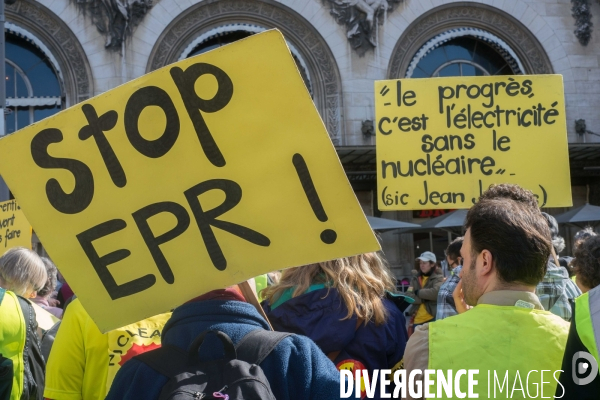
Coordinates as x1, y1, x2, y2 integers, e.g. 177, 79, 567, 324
480, 250, 494, 276
28, 290, 37, 299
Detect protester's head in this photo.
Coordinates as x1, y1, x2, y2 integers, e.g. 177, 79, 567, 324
461, 195, 551, 306
37, 257, 58, 299
478, 183, 539, 210
445, 237, 463, 270
0, 247, 47, 298
573, 227, 597, 252
540, 212, 565, 255
572, 235, 600, 293
416, 251, 436, 276
263, 252, 396, 325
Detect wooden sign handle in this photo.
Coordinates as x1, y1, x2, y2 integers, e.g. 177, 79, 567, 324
239, 280, 273, 330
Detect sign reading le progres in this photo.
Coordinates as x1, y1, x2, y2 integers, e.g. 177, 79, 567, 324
375, 75, 572, 211
0, 30, 379, 332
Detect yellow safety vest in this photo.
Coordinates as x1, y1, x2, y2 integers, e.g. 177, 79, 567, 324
575, 286, 600, 365
429, 304, 569, 398
254, 274, 268, 301
0, 288, 26, 400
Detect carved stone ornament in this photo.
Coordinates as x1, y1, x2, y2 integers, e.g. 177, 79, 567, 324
323, 0, 404, 56
147, 0, 343, 143
6, 0, 94, 104
387, 3, 554, 78
71, 0, 152, 51
571, 0, 593, 46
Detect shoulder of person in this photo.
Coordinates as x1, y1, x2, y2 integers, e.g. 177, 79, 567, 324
431, 270, 445, 280
107, 357, 167, 400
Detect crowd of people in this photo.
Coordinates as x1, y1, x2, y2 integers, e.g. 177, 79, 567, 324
1, 183, 599, 399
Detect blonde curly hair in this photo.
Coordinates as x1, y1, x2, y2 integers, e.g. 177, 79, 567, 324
262, 252, 396, 325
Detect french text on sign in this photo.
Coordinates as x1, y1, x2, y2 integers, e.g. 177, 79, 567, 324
375, 75, 571, 211
0, 30, 378, 332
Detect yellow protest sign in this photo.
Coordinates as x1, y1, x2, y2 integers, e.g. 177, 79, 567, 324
0, 30, 378, 332
0, 199, 32, 254
375, 75, 571, 210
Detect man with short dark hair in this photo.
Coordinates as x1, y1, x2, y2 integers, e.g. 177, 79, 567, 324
435, 237, 463, 320
403, 186, 570, 398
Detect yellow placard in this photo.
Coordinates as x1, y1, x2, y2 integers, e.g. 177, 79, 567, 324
0, 199, 32, 254
375, 75, 572, 210
0, 30, 378, 332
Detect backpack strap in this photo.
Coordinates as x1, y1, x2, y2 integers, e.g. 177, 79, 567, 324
0, 288, 5, 306
235, 329, 292, 365
134, 345, 189, 378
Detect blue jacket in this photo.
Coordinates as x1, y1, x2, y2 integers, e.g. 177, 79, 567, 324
265, 288, 408, 399
105, 300, 341, 400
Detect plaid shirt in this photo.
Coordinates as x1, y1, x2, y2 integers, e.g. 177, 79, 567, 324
536, 260, 581, 322
436, 265, 462, 320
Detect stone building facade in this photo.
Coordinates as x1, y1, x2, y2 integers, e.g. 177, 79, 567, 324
6, 0, 600, 277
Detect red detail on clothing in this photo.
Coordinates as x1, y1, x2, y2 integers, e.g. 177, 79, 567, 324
336, 359, 367, 399
118, 342, 161, 366
185, 287, 246, 304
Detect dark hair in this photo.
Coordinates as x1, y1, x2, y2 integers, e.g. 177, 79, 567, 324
478, 184, 539, 210
415, 259, 436, 277
38, 257, 58, 298
574, 227, 596, 243
572, 235, 600, 290
465, 197, 551, 286
445, 237, 464, 261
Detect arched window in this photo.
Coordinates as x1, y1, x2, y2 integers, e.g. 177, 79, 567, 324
406, 29, 524, 79
183, 27, 313, 96
4, 34, 62, 134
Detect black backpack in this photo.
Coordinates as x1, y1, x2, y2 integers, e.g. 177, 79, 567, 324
15, 297, 45, 400
135, 329, 291, 400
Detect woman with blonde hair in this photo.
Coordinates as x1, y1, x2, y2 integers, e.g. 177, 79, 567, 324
263, 252, 408, 398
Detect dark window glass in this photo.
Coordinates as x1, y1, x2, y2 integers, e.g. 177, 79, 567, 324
417, 47, 448, 75
34, 105, 61, 122
5, 108, 14, 134
3, 34, 62, 132
412, 36, 515, 78
438, 63, 460, 77
188, 31, 253, 58
5, 63, 14, 98
6, 36, 61, 97
187, 30, 312, 96
443, 37, 476, 60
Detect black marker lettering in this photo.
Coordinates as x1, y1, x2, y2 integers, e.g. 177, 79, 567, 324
132, 201, 191, 284
31, 128, 94, 214
77, 219, 156, 300
78, 104, 126, 187
125, 86, 180, 158
170, 63, 233, 167
184, 179, 270, 271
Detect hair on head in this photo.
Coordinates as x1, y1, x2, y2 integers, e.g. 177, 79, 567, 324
0, 247, 47, 297
572, 235, 600, 290
465, 196, 551, 286
478, 183, 539, 210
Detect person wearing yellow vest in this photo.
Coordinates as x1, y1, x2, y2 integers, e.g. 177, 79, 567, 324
556, 234, 600, 398
403, 185, 570, 399
44, 298, 171, 400
0, 288, 30, 400
0, 247, 48, 400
